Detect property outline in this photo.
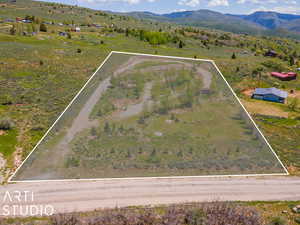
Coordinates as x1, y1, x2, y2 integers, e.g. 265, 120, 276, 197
8, 51, 289, 183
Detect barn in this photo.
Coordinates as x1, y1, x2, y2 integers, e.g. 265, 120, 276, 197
271, 72, 297, 81
252, 87, 288, 104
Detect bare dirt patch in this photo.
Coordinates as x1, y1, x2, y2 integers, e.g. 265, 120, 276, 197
289, 90, 300, 99
241, 99, 289, 118
0, 130, 5, 136
242, 88, 254, 97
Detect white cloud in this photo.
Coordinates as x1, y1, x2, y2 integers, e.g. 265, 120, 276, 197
178, 0, 200, 7
172, 8, 188, 12
208, 0, 229, 6
248, 4, 300, 14
271, 5, 300, 14
79, 0, 156, 4
237, 0, 298, 4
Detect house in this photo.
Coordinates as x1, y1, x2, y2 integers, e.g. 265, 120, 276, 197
22, 19, 32, 23
252, 87, 288, 104
71, 27, 81, 32
271, 72, 297, 81
264, 50, 277, 57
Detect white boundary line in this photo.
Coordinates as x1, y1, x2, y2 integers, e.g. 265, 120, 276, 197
8, 51, 289, 183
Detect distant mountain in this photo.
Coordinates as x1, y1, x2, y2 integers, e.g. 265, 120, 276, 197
126, 10, 266, 35
124, 10, 300, 39
230, 11, 300, 30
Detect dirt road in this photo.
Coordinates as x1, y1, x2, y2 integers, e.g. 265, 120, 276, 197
1, 177, 299, 216
118, 82, 153, 119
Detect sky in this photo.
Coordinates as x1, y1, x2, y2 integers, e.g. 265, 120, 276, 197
43, 0, 300, 14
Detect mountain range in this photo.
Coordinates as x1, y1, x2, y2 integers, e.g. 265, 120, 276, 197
124, 10, 300, 38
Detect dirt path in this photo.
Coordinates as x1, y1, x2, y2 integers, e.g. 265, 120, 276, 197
2, 176, 300, 216
114, 56, 212, 89
118, 82, 153, 119
116, 58, 213, 119
59, 56, 213, 148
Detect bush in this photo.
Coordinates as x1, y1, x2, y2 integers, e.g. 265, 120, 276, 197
295, 218, 300, 224
139, 30, 171, 45
269, 217, 287, 225
48, 203, 261, 225
50, 214, 78, 225
0, 118, 14, 130
39, 23, 47, 32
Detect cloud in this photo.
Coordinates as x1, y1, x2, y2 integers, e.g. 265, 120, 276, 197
237, 0, 297, 4
79, 0, 156, 4
208, 0, 229, 6
270, 5, 300, 14
248, 4, 300, 14
178, 0, 200, 7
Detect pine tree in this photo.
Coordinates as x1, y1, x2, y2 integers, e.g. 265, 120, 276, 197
104, 122, 110, 134
9, 25, 16, 35
231, 53, 237, 59
39, 23, 47, 32
179, 40, 184, 48
289, 56, 295, 66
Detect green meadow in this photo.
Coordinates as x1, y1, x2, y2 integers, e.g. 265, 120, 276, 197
0, 0, 299, 180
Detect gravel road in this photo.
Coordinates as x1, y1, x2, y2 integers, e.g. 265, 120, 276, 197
1, 176, 299, 216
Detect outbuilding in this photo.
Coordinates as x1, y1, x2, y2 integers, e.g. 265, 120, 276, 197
271, 72, 297, 81
252, 87, 288, 104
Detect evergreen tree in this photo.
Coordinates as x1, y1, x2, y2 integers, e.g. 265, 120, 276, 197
39, 23, 47, 32
104, 122, 110, 134
179, 40, 184, 48
9, 25, 16, 35
289, 56, 295, 66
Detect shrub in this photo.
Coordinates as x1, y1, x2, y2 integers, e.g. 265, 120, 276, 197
288, 98, 299, 112
39, 23, 47, 32
65, 157, 80, 168
269, 217, 287, 225
179, 40, 185, 48
48, 203, 261, 225
0, 118, 14, 130
50, 214, 79, 225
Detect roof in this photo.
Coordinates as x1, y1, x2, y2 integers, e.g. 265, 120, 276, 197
271, 72, 297, 78
253, 87, 288, 99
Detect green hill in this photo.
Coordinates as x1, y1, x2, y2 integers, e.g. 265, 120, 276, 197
0, 0, 300, 179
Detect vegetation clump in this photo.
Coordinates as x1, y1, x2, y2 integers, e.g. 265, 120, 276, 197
49, 203, 262, 225
0, 118, 14, 130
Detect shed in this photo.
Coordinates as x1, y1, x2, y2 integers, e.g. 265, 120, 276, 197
271, 72, 297, 81
252, 87, 288, 104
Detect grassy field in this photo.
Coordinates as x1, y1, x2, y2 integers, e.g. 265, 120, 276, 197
0, 0, 299, 180
12, 53, 285, 180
